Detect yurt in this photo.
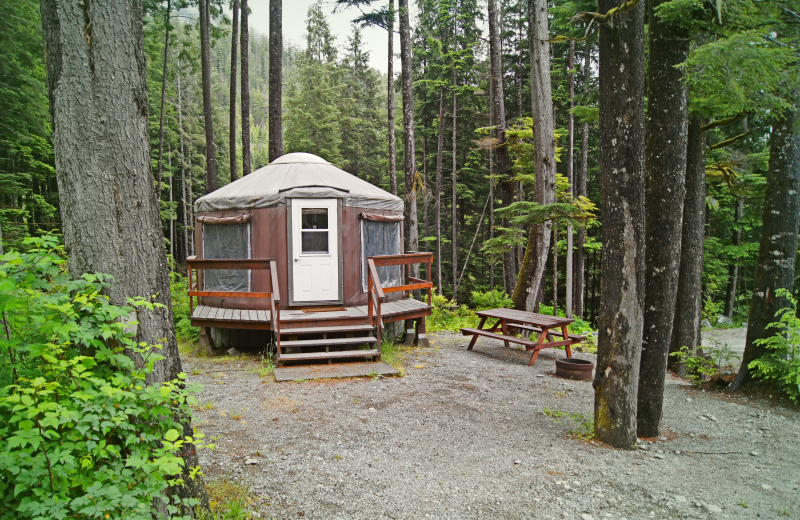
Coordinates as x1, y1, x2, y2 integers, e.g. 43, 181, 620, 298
194, 152, 406, 308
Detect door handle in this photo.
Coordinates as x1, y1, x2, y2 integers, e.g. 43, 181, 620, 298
294, 258, 299, 262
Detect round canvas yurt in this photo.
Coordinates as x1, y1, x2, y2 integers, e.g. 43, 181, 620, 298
194, 152, 405, 309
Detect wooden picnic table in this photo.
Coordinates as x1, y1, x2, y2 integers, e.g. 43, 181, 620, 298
460, 308, 585, 366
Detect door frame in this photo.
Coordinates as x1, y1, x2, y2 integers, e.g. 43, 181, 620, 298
286, 197, 344, 307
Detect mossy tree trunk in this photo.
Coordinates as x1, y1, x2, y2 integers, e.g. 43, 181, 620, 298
593, 0, 646, 450
636, 0, 690, 438
39, 0, 209, 511
512, 0, 555, 311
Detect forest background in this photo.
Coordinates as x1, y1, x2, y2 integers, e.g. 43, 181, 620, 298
0, 0, 794, 333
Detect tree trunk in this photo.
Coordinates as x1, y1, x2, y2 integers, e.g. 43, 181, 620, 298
723, 196, 745, 318
435, 87, 445, 294
668, 116, 706, 376
575, 43, 590, 318
488, 72, 495, 292
240, 0, 251, 175
423, 135, 429, 253
730, 108, 800, 391
156, 0, 172, 194
593, 0, 646, 450
636, 0, 690, 438
553, 225, 558, 314
566, 40, 574, 318
511, 0, 554, 310
199, 0, 217, 193
39, 0, 209, 510
169, 144, 174, 265
452, 69, 458, 302
487, 0, 515, 295
388, 0, 397, 195
399, 0, 419, 264
179, 68, 189, 263
268, 0, 283, 161
229, 0, 239, 182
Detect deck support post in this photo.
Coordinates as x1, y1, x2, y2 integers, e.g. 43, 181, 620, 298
415, 317, 430, 347
404, 319, 416, 345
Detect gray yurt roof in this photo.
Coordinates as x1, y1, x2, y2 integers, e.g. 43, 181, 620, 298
195, 152, 403, 212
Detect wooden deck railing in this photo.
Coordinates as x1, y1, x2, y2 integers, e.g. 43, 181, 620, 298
187, 257, 281, 355
366, 252, 434, 352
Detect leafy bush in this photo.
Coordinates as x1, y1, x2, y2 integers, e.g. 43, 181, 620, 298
670, 346, 719, 386
0, 234, 207, 519
427, 294, 481, 332
171, 274, 200, 343
749, 289, 800, 402
470, 289, 513, 311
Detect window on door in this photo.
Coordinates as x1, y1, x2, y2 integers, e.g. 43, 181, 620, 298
301, 208, 329, 254
202, 222, 250, 291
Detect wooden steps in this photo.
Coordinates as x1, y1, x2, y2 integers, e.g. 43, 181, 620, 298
278, 324, 375, 335
280, 336, 377, 348
277, 317, 380, 367
279, 349, 379, 361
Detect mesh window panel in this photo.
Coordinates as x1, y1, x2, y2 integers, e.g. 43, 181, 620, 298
203, 222, 250, 291
361, 220, 402, 292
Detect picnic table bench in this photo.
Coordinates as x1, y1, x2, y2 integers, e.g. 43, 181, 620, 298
460, 308, 585, 366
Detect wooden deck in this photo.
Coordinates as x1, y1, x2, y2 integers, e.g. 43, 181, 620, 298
190, 298, 432, 330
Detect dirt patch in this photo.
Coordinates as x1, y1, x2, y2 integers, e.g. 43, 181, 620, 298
185, 333, 800, 520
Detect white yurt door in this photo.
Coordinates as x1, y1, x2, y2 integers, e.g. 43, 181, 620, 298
291, 199, 340, 302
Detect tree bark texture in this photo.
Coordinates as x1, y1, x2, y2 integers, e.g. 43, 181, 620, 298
512, 0, 554, 310
435, 88, 444, 294
723, 196, 744, 318
487, 0, 515, 295
731, 108, 800, 391
452, 70, 458, 302
156, 0, 171, 193
488, 72, 495, 291
593, 0, 646, 450
388, 0, 397, 196
668, 116, 706, 375
199, 0, 217, 193
399, 0, 419, 261
636, 0, 690, 438
575, 44, 590, 319
268, 0, 283, 161
229, 0, 239, 182
240, 0, 252, 175
566, 40, 574, 318
39, 0, 209, 510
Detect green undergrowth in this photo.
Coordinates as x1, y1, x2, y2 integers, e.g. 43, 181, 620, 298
749, 289, 800, 402
542, 408, 595, 440
0, 233, 209, 519
201, 478, 256, 520
171, 272, 200, 343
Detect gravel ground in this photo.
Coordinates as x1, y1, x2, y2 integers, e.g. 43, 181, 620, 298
185, 332, 800, 520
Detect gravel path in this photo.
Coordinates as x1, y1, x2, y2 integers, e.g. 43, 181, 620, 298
186, 332, 800, 520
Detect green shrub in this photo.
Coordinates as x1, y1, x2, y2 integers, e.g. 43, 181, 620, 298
749, 289, 800, 402
470, 289, 513, 311
0, 234, 208, 519
171, 274, 200, 343
427, 294, 480, 332
670, 346, 719, 386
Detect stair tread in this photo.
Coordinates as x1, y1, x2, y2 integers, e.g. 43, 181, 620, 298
280, 349, 379, 360
279, 324, 374, 335
280, 336, 378, 347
